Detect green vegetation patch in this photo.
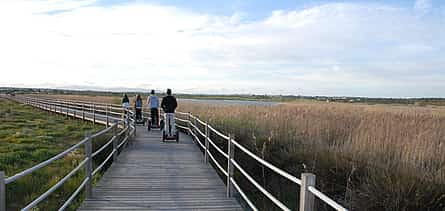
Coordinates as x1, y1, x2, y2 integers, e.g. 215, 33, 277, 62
0, 99, 103, 210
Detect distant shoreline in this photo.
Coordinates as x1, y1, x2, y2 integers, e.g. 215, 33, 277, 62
1, 87, 445, 106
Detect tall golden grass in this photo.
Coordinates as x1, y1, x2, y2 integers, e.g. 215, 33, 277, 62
178, 101, 445, 210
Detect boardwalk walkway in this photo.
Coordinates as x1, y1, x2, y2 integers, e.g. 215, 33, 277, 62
79, 126, 242, 211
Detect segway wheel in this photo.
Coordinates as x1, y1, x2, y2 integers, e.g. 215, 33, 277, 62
176, 131, 179, 143
147, 120, 151, 131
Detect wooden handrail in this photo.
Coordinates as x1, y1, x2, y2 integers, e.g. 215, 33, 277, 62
0, 95, 135, 211
176, 111, 348, 211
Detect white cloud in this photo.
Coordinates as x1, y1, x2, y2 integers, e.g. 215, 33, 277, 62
0, 1, 444, 97
414, 0, 432, 13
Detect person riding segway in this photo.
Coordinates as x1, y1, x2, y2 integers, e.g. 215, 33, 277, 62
122, 93, 130, 121
134, 94, 144, 125
147, 90, 161, 131
161, 89, 179, 142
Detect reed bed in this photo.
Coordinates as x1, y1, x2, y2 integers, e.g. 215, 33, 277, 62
178, 102, 445, 210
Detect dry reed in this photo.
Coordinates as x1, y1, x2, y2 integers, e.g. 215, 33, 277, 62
178, 101, 445, 210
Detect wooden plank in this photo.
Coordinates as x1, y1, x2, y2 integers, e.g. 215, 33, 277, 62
79, 126, 242, 211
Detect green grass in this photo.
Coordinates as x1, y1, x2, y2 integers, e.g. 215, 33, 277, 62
0, 99, 105, 210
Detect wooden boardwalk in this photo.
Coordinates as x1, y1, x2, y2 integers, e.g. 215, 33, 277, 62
79, 126, 242, 211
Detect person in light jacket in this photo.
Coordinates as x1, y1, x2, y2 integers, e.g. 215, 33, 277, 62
147, 90, 160, 126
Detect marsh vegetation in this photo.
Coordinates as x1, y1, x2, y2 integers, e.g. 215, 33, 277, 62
0, 99, 107, 210
178, 101, 445, 210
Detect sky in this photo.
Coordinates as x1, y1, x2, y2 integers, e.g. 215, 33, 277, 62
0, 0, 444, 97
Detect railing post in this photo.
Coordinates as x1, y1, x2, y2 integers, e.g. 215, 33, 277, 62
194, 115, 198, 131
82, 104, 85, 121
65, 101, 69, 118
126, 122, 131, 144
227, 134, 235, 197
85, 133, 93, 198
204, 122, 209, 164
299, 173, 316, 211
0, 171, 6, 211
113, 126, 118, 162
187, 113, 191, 134
106, 105, 109, 128
93, 104, 96, 125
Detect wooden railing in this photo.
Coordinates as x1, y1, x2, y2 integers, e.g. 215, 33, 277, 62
0, 95, 136, 211
174, 112, 348, 211
0, 95, 347, 211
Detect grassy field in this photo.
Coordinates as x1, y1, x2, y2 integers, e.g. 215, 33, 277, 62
178, 101, 445, 211
0, 98, 105, 210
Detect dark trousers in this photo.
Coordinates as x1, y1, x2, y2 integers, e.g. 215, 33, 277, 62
150, 108, 159, 125
135, 108, 142, 120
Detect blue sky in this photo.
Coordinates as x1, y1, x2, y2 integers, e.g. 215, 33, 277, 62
0, 0, 444, 97
92, 0, 439, 18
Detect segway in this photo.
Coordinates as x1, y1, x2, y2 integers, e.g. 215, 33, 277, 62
147, 109, 162, 131
162, 114, 179, 143
134, 108, 145, 126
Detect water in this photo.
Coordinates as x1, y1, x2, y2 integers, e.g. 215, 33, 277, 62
179, 98, 278, 106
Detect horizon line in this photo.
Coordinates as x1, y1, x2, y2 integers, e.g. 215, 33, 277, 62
1, 86, 445, 100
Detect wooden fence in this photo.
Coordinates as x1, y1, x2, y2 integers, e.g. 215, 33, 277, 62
0, 95, 135, 211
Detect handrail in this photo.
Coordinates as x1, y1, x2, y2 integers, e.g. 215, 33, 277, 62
175, 117, 189, 122
58, 177, 89, 211
93, 149, 116, 176
208, 137, 229, 159
308, 186, 348, 211
28, 96, 123, 109
208, 124, 230, 140
22, 158, 88, 210
230, 177, 258, 211
117, 136, 129, 149
5, 136, 89, 184
0, 95, 136, 211
175, 112, 348, 211
91, 124, 117, 138
20, 96, 124, 112
189, 129, 205, 149
92, 136, 116, 157
231, 139, 302, 185
195, 117, 206, 126
232, 159, 291, 211
190, 122, 206, 137
207, 150, 228, 177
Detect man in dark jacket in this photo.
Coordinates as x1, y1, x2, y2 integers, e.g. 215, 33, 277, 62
161, 89, 177, 135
